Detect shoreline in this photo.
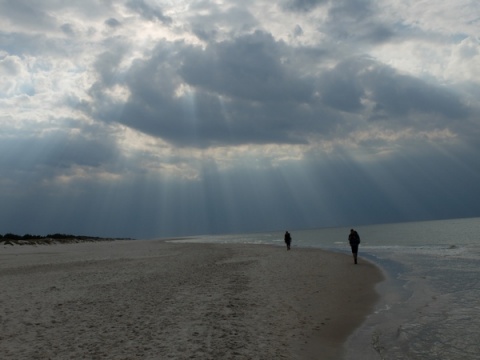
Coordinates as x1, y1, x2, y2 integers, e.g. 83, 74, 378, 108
0, 240, 383, 359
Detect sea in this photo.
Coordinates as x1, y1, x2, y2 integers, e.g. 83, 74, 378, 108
171, 217, 480, 360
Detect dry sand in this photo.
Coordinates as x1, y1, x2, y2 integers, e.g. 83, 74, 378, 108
0, 240, 383, 359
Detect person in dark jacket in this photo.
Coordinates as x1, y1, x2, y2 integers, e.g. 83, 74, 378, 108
284, 231, 292, 250
348, 229, 361, 264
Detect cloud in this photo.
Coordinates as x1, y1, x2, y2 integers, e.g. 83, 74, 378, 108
180, 31, 312, 103
105, 18, 122, 28
88, 31, 319, 147
283, 0, 328, 12
186, 3, 258, 42
318, 56, 469, 121
125, 0, 172, 24
322, 0, 398, 46
1, 0, 480, 238
88, 34, 471, 152
0, 0, 57, 31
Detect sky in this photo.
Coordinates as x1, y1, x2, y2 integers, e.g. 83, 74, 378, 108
1, 0, 480, 239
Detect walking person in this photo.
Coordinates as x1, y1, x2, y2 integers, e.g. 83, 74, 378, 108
348, 229, 361, 264
284, 231, 292, 250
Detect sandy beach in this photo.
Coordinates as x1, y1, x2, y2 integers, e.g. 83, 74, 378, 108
0, 240, 383, 359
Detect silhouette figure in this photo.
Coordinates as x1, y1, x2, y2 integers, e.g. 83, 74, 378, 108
348, 229, 361, 264
284, 231, 292, 250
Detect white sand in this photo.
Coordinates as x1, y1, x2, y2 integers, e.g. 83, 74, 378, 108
0, 240, 383, 359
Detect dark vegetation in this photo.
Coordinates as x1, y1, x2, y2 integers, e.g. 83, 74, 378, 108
0, 233, 132, 246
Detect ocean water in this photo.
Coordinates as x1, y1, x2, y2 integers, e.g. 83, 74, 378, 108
172, 217, 480, 359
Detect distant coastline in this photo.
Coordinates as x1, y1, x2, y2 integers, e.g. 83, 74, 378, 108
0, 233, 133, 246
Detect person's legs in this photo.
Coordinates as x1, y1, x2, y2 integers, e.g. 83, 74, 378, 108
351, 245, 358, 264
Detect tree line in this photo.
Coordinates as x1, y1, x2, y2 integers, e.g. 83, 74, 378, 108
0, 233, 102, 240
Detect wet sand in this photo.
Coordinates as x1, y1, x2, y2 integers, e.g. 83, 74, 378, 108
0, 240, 383, 359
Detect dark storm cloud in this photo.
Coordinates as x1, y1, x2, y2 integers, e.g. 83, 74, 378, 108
115, 81, 313, 147
125, 0, 172, 24
89, 31, 470, 149
318, 59, 366, 113
89, 31, 320, 147
367, 67, 469, 119
328, 0, 374, 22
93, 44, 131, 87
324, 0, 397, 45
283, 0, 328, 12
180, 31, 313, 103
318, 57, 469, 120
293, 25, 304, 37
60, 23, 75, 36
0, 126, 120, 178
105, 18, 121, 28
